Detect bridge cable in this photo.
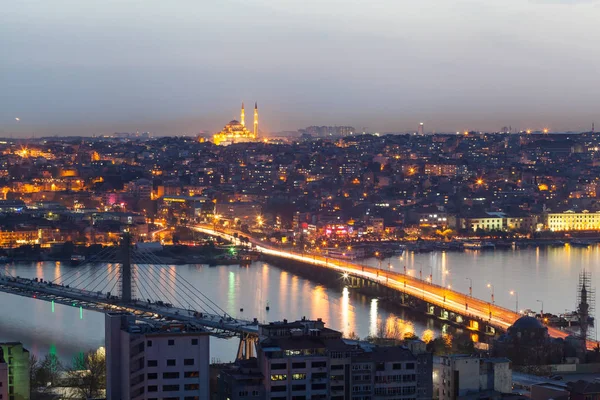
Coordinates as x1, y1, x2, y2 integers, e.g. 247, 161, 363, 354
132, 253, 211, 314
78, 264, 115, 291
132, 262, 180, 310
107, 273, 121, 298
133, 250, 222, 315
134, 248, 232, 318
51, 246, 117, 284
136, 259, 203, 313
96, 271, 119, 295
87, 268, 117, 294
63, 263, 107, 289
132, 264, 165, 304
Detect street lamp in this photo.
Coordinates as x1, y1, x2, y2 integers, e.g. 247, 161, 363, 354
537, 299, 544, 317
510, 291, 518, 314
466, 277, 473, 297
487, 283, 494, 304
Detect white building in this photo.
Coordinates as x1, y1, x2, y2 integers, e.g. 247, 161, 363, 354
547, 210, 600, 231
106, 313, 210, 400
433, 355, 511, 400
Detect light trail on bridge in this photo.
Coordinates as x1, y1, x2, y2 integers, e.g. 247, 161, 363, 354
192, 224, 598, 350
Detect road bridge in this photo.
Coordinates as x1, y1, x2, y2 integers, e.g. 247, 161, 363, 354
0, 235, 259, 359
192, 224, 598, 350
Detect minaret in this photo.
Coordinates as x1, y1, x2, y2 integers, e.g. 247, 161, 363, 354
240, 102, 245, 127
253, 102, 259, 138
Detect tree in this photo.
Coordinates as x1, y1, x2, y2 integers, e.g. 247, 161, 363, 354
65, 347, 106, 399
29, 354, 41, 389
37, 353, 62, 387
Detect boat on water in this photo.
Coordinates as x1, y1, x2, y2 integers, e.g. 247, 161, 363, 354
463, 241, 495, 250
70, 254, 86, 266
570, 239, 593, 247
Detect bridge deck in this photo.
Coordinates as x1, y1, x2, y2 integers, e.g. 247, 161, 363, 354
0, 275, 258, 337
193, 224, 598, 350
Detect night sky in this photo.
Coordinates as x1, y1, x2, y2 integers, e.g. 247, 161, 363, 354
2, 0, 599, 136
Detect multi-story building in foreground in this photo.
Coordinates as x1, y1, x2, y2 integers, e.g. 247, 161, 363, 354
433, 355, 512, 400
0, 348, 8, 400
0, 343, 30, 400
218, 318, 432, 400
106, 312, 210, 400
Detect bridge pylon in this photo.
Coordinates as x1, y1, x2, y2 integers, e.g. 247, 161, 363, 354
236, 333, 257, 360
120, 234, 132, 303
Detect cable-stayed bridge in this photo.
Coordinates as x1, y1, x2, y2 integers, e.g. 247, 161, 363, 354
0, 235, 259, 359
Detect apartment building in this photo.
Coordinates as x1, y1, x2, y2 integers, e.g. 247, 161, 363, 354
0, 348, 7, 400
106, 313, 210, 400
218, 318, 432, 400
0, 343, 30, 400
433, 355, 511, 400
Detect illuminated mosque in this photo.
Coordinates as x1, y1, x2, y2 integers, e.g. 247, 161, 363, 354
213, 102, 259, 146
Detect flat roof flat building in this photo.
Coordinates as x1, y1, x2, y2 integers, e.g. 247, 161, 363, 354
218, 318, 433, 400
106, 313, 210, 400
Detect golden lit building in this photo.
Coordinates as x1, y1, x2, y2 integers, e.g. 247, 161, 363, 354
547, 210, 600, 231
213, 102, 259, 145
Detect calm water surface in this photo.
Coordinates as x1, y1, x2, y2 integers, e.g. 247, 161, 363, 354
1, 245, 598, 363
0, 261, 439, 363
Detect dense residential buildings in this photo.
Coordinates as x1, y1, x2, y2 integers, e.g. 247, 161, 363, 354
105, 313, 210, 400
218, 318, 433, 400
2, 130, 600, 252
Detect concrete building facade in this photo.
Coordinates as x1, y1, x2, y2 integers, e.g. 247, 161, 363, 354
218, 318, 433, 400
433, 355, 511, 400
0, 348, 8, 400
106, 313, 210, 400
0, 343, 30, 400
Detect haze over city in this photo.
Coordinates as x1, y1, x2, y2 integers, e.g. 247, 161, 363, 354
2, 0, 599, 137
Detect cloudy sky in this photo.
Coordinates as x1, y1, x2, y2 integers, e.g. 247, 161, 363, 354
1, 0, 599, 136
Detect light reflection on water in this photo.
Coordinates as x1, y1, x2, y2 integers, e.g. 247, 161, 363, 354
3, 245, 600, 362
364, 245, 600, 325
0, 261, 442, 362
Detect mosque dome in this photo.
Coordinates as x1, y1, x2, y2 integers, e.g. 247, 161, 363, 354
511, 316, 545, 330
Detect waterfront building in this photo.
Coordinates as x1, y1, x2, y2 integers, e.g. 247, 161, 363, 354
105, 313, 210, 400
223, 318, 433, 400
214, 202, 262, 225
0, 343, 30, 400
213, 103, 259, 146
547, 210, 600, 231
433, 355, 512, 400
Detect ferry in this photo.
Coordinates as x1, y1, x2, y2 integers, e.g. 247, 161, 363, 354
463, 241, 495, 250
70, 254, 86, 266
570, 239, 592, 247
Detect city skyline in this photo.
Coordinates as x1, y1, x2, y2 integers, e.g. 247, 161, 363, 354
2, 0, 600, 137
